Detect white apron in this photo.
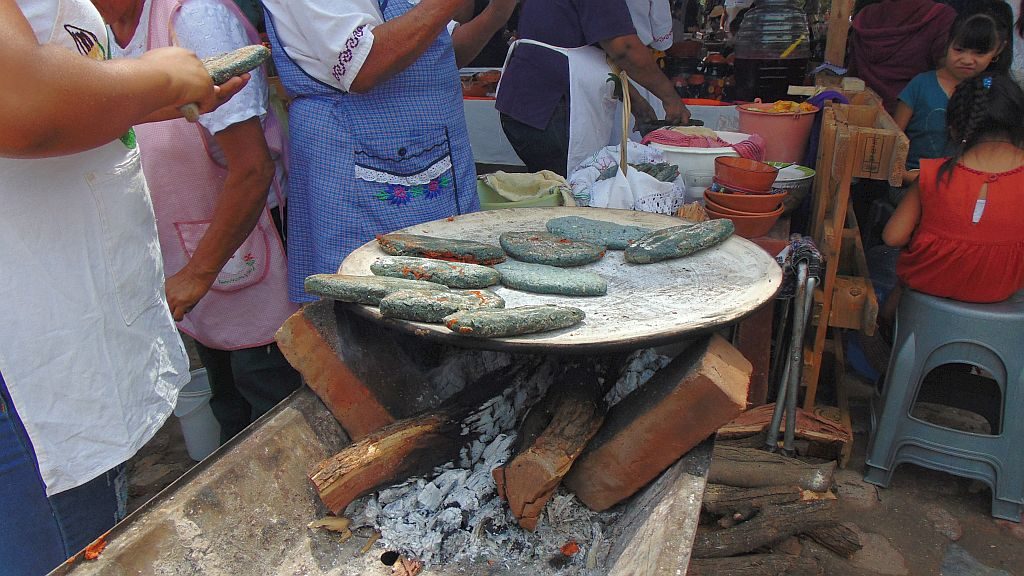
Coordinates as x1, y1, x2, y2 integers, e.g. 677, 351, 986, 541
499, 39, 619, 175
0, 0, 189, 495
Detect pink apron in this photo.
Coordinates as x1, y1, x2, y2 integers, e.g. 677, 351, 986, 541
135, 0, 296, 350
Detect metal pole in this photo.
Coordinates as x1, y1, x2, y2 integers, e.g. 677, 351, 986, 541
783, 263, 809, 454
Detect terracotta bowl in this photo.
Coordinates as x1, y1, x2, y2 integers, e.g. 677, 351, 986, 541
703, 195, 751, 216
714, 157, 779, 192
705, 188, 787, 213
712, 177, 778, 195
705, 204, 784, 238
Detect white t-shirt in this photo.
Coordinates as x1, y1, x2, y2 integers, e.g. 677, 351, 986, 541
18, 0, 59, 43
109, 0, 267, 135
262, 0, 459, 92
626, 0, 674, 50
262, 0, 381, 92
110, 0, 284, 207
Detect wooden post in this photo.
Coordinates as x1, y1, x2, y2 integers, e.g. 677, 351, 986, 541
824, 0, 855, 67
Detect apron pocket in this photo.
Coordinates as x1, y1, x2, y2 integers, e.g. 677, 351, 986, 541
352, 127, 456, 206
174, 219, 272, 293
86, 151, 163, 325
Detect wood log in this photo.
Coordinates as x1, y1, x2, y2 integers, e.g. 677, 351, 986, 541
692, 499, 837, 558
310, 413, 462, 514
493, 363, 610, 531
310, 360, 548, 514
688, 553, 820, 576
702, 484, 804, 515
804, 523, 862, 558
708, 445, 836, 492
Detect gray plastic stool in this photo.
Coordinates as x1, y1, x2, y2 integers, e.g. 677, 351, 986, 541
864, 289, 1024, 522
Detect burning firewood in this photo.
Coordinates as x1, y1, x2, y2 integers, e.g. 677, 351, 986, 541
309, 358, 549, 514
493, 361, 617, 531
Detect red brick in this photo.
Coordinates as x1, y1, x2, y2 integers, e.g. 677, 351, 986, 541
275, 302, 394, 440
564, 334, 750, 511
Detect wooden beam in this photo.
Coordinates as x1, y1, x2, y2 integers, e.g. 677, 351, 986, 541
824, 0, 855, 67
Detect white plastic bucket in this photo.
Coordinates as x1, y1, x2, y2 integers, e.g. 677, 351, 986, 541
173, 368, 221, 461
649, 130, 750, 187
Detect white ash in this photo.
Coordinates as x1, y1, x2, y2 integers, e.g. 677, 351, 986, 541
426, 349, 515, 403
350, 358, 619, 570
603, 348, 672, 407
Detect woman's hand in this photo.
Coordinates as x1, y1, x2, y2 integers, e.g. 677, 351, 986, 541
663, 97, 691, 125
165, 266, 215, 321
139, 47, 217, 108
629, 93, 657, 124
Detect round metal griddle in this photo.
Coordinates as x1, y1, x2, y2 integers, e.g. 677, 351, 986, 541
339, 207, 782, 353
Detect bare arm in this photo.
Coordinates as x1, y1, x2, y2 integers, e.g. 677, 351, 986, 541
893, 100, 912, 132
626, 81, 657, 123
883, 181, 921, 248
892, 101, 921, 183
451, 0, 517, 68
350, 0, 466, 93
164, 118, 274, 320
600, 34, 690, 124
0, 0, 227, 158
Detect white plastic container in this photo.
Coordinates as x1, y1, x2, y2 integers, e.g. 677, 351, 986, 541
173, 368, 221, 461
648, 131, 750, 184
683, 170, 715, 204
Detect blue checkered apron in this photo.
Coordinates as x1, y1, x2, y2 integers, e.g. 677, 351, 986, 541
266, 1, 479, 302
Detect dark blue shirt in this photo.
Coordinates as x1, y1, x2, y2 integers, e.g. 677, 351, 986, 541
495, 0, 637, 130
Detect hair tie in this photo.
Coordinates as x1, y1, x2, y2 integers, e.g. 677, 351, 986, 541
983, 76, 993, 89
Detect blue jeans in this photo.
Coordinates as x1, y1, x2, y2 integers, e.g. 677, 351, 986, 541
0, 372, 127, 576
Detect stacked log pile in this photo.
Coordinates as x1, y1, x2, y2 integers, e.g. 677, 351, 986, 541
688, 444, 862, 576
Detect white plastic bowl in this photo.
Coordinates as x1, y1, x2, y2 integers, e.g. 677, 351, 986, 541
648, 131, 751, 184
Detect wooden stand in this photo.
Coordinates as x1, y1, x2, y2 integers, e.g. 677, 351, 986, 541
802, 103, 907, 412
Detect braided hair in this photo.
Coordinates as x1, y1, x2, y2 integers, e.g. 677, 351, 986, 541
938, 74, 1024, 184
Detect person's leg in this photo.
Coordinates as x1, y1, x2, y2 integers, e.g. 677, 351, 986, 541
1, 372, 126, 575
499, 99, 570, 176
47, 464, 127, 555
228, 343, 302, 424
194, 343, 252, 443
0, 372, 67, 575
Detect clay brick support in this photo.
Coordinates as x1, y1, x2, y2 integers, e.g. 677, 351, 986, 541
275, 302, 394, 440
564, 334, 751, 511
733, 301, 774, 406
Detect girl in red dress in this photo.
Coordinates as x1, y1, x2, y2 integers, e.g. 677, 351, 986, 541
884, 74, 1024, 303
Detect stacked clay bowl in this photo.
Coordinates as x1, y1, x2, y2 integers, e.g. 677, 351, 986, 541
714, 157, 779, 192
705, 157, 785, 238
